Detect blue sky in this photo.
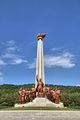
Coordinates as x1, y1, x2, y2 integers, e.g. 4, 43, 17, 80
0, 0, 80, 86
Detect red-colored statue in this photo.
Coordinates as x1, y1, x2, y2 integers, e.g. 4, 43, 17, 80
31, 85, 36, 98
18, 87, 26, 104
36, 78, 44, 96
54, 89, 61, 104
50, 88, 61, 104
29, 85, 36, 102
18, 77, 61, 104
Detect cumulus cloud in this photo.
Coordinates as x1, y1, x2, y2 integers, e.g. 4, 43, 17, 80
0, 40, 27, 65
0, 42, 76, 69
44, 52, 75, 68
11, 58, 27, 65
28, 52, 75, 69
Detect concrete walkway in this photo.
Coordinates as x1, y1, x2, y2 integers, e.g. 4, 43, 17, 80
0, 110, 80, 120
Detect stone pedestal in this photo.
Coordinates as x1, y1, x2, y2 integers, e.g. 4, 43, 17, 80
14, 97, 64, 108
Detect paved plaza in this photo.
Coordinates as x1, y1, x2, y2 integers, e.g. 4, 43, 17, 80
0, 110, 80, 120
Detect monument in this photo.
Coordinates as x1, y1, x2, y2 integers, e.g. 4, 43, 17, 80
15, 34, 64, 108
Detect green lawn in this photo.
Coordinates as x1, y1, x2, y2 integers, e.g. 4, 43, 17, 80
0, 106, 80, 111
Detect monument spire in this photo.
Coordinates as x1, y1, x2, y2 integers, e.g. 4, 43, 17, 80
35, 34, 46, 87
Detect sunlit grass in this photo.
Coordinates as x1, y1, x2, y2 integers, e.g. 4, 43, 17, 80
0, 106, 80, 111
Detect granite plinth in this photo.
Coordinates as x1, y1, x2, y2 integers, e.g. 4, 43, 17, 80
14, 97, 64, 108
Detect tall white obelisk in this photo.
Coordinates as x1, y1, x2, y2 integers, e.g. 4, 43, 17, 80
35, 34, 46, 88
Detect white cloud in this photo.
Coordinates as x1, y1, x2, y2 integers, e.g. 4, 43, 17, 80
76, 85, 80, 86
51, 47, 64, 51
0, 42, 76, 69
6, 40, 19, 53
0, 40, 28, 84
28, 60, 36, 69
1, 53, 27, 65
6, 46, 17, 52
0, 59, 6, 65
0, 40, 27, 66
27, 52, 75, 69
44, 53, 75, 68
7, 40, 16, 46
11, 58, 27, 65
2, 53, 17, 59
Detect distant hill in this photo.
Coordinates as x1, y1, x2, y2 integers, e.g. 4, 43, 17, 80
0, 84, 80, 108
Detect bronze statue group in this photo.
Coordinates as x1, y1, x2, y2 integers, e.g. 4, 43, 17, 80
18, 76, 61, 104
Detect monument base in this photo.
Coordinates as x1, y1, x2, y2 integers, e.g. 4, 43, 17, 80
14, 97, 64, 108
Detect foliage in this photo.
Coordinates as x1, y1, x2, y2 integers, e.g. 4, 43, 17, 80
0, 84, 80, 107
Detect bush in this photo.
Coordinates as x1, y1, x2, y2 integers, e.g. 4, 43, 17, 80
61, 93, 80, 107
0, 84, 80, 107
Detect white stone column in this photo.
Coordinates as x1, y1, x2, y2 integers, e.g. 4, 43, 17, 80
38, 39, 42, 79
35, 34, 46, 88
